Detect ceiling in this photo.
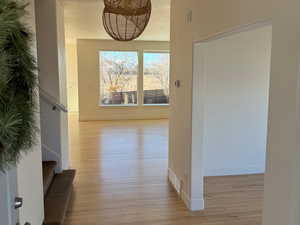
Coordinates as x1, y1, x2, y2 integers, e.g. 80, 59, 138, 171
63, 0, 171, 44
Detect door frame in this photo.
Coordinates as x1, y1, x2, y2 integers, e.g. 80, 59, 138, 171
190, 20, 272, 211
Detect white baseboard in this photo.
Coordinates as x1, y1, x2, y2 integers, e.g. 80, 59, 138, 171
182, 191, 205, 211
168, 168, 181, 194
204, 164, 266, 177
168, 168, 205, 211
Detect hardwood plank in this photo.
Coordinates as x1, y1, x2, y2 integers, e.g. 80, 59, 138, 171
65, 115, 263, 225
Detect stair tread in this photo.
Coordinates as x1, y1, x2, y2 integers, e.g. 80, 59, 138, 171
44, 169, 76, 225
42, 161, 57, 196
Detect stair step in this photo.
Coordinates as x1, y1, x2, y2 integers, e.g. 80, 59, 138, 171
42, 161, 57, 196
43, 169, 76, 225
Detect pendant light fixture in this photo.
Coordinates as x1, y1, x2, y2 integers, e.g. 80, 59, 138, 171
102, 0, 152, 41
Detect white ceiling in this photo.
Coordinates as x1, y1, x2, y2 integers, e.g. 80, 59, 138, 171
63, 0, 171, 44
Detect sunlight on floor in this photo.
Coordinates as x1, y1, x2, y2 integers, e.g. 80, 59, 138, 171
65, 113, 263, 225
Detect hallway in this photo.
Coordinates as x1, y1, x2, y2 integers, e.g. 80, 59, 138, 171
65, 116, 264, 225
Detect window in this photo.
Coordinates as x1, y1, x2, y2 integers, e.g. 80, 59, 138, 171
100, 51, 138, 106
143, 52, 170, 105
99, 50, 170, 106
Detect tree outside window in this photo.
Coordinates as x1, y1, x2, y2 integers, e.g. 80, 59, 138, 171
99, 51, 170, 106
100, 51, 138, 105
143, 52, 170, 104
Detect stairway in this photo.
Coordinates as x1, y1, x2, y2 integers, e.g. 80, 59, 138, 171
42, 161, 76, 225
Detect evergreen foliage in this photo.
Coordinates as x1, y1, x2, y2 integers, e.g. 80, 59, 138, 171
0, 0, 37, 171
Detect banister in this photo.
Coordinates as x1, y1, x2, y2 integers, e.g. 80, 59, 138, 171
39, 87, 68, 113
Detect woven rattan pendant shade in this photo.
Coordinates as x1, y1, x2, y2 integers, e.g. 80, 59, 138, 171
103, 0, 152, 41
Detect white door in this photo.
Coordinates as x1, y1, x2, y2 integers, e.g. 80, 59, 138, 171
0, 168, 19, 225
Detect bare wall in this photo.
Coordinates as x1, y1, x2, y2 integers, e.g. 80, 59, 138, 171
17, 1, 44, 224
171, 0, 300, 224
77, 40, 170, 121
170, 0, 273, 195
36, 0, 69, 170
66, 43, 79, 112
169, 0, 273, 199
200, 25, 272, 176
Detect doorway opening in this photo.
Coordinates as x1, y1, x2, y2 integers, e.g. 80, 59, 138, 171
191, 23, 272, 213
62, 0, 173, 224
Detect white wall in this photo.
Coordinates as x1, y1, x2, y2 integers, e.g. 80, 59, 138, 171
56, 0, 69, 170
77, 40, 170, 121
35, 0, 69, 171
263, 1, 300, 224
171, 1, 300, 223
66, 43, 79, 112
17, 1, 44, 224
200, 25, 272, 176
169, 1, 273, 201
169, 0, 274, 210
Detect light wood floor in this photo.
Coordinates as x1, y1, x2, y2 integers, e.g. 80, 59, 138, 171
65, 116, 264, 225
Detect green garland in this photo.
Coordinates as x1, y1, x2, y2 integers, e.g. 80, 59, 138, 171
0, 0, 37, 171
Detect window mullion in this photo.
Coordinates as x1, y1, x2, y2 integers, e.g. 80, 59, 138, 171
138, 50, 144, 106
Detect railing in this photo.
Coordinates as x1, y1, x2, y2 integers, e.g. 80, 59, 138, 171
39, 88, 68, 113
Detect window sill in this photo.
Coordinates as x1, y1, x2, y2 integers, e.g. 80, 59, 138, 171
143, 104, 169, 107
99, 104, 169, 108
99, 104, 138, 108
